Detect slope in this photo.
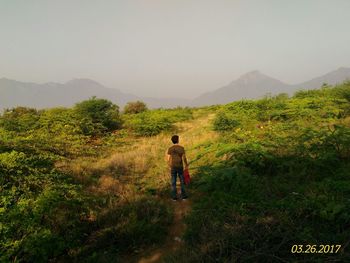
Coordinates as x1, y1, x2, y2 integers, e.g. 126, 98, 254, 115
191, 71, 290, 106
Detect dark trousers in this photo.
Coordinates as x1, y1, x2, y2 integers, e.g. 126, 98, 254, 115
171, 167, 187, 199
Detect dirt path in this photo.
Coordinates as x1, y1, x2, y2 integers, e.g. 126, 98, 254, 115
135, 198, 192, 263
57, 110, 217, 262
129, 112, 217, 263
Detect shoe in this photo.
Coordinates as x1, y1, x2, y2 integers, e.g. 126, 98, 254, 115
182, 196, 188, 200
172, 197, 178, 201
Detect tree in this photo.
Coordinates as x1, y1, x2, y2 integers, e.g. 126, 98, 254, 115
124, 101, 148, 114
0, 107, 40, 132
74, 97, 121, 135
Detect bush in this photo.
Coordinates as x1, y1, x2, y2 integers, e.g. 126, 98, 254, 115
123, 101, 148, 114
123, 107, 193, 136
0, 150, 89, 263
213, 111, 240, 131
74, 97, 121, 135
0, 107, 40, 132
129, 114, 173, 136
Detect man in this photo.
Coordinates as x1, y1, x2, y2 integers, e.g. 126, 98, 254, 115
167, 135, 188, 201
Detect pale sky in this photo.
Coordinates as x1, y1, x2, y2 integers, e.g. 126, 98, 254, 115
1, 0, 350, 98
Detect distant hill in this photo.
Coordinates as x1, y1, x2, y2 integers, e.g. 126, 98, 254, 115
0, 78, 133, 109
191, 71, 290, 106
191, 67, 350, 106
290, 67, 350, 91
0, 78, 189, 110
1, 67, 350, 110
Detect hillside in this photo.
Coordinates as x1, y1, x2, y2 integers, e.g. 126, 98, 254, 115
1, 82, 349, 262
191, 67, 350, 106
191, 70, 290, 106
291, 67, 350, 90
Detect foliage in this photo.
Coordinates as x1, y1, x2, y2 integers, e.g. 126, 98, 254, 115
0, 99, 175, 262
123, 107, 193, 136
77, 198, 172, 262
168, 82, 350, 262
213, 90, 350, 132
123, 101, 148, 114
0, 150, 90, 263
2, 83, 350, 262
74, 97, 121, 135
0, 107, 40, 132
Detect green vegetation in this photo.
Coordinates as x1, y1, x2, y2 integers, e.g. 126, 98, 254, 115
123, 100, 148, 114
1, 83, 350, 262
123, 107, 193, 136
74, 97, 122, 135
0, 98, 174, 262
167, 82, 350, 262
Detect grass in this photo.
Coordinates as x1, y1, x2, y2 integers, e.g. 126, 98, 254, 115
164, 85, 350, 262
50, 109, 212, 262
2, 84, 350, 262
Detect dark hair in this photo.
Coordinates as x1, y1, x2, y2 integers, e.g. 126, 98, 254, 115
171, 135, 179, 144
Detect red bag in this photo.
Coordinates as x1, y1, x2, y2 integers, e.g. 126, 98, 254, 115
183, 168, 191, 185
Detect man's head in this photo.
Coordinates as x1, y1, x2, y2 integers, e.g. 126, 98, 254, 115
171, 135, 179, 144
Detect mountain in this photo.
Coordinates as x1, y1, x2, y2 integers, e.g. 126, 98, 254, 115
191, 67, 350, 106
1, 67, 350, 110
0, 78, 132, 109
191, 71, 290, 106
0, 78, 189, 110
291, 67, 350, 91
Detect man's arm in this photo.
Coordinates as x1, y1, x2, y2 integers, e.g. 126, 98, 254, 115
183, 153, 188, 168
167, 154, 171, 167
165, 149, 171, 167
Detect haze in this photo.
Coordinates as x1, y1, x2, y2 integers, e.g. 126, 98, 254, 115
1, 0, 350, 99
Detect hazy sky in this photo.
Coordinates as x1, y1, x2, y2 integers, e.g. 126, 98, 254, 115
1, 0, 350, 98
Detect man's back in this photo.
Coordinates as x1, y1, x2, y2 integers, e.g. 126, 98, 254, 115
167, 144, 185, 169
167, 135, 188, 200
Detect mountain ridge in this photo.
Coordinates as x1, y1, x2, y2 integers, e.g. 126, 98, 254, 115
191, 67, 350, 106
191, 70, 291, 106
1, 67, 350, 109
290, 67, 350, 91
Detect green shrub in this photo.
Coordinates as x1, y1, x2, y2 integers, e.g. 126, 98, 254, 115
123, 107, 193, 136
213, 111, 240, 131
0, 107, 40, 132
74, 97, 121, 135
123, 101, 148, 114
0, 150, 89, 263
